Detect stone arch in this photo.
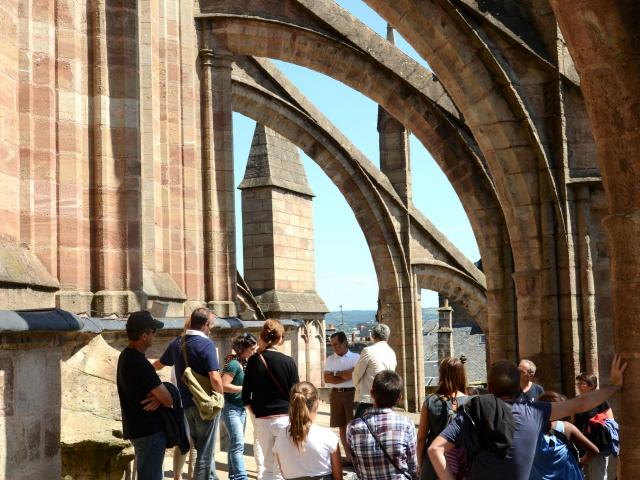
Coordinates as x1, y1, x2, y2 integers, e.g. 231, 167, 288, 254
230, 56, 495, 409
231, 56, 488, 322
201, 9, 517, 357
359, 0, 569, 385
231, 75, 490, 315
413, 262, 488, 331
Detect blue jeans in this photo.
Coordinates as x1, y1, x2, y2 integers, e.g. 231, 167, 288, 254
131, 430, 166, 480
222, 404, 248, 480
185, 406, 220, 480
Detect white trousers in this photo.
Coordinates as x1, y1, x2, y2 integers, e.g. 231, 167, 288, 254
584, 453, 609, 480
249, 411, 265, 478
254, 415, 289, 480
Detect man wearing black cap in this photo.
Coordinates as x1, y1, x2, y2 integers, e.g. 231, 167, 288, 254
117, 310, 173, 480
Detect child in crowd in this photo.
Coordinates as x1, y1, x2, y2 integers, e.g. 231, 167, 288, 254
274, 381, 342, 480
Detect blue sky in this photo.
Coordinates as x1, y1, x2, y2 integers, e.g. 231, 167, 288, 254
232, 1, 479, 310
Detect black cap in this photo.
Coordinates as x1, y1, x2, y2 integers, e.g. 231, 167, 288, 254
126, 311, 164, 333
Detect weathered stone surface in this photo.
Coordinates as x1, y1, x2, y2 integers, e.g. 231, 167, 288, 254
239, 124, 314, 197
241, 123, 328, 321
143, 269, 188, 317
61, 335, 132, 479
0, 242, 59, 291
255, 290, 328, 316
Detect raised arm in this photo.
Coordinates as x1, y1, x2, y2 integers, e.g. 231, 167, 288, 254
550, 355, 626, 421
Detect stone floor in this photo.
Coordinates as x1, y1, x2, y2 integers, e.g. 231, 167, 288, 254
162, 401, 421, 479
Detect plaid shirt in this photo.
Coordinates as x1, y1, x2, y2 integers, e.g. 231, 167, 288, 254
347, 407, 417, 480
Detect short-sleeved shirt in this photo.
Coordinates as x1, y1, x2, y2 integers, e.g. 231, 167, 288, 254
116, 346, 163, 439
440, 401, 552, 480
516, 383, 544, 403
347, 407, 417, 480
159, 334, 220, 409
274, 424, 339, 478
223, 359, 244, 408
325, 350, 360, 388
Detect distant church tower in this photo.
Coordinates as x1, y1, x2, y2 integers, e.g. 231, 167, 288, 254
239, 124, 328, 322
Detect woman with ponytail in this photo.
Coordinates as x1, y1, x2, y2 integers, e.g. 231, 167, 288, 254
274, 382, 342, 480
242, 319, 299, 480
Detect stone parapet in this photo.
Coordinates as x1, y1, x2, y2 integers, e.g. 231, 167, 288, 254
0, 309, 100, 480
0, 309, 322, 479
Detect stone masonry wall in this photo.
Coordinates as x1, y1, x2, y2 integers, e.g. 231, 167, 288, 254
0, 0, 206, 315
0, 336, 67, 479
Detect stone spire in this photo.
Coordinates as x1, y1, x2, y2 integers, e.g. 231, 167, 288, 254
240, 123, 327, 323
238, 124, 314, 197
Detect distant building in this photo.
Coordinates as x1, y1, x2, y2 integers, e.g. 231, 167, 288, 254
423, 296, 487, 386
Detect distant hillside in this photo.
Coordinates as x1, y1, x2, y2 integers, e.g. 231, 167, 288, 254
325, 308, 438, 328
325, 310, 375, 327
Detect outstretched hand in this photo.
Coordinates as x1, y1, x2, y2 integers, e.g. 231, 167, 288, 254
610, 354, 628, 387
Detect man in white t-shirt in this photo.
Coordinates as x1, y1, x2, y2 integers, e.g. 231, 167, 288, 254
324, 331, 360, 463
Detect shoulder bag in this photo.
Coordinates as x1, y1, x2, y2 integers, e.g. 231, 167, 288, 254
259, 353, 289, 398
180, 335, 224, 420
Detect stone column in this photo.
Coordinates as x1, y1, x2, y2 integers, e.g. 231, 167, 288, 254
602, 212, 640, 479
379, 286, 422, 412
437, 298, 453, 360
200, 26, 237, 317
575, 183, 599, 377
90, 0, 143, 315
512, 190, 564, 393
412, 278, 425, 405
0, 1, 20, 243
55, 0, 93, 313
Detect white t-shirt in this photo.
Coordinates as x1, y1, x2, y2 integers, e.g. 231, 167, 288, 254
274, 424, 339, 478
324, 349, 360, 388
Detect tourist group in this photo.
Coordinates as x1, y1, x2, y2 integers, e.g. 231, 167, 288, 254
116, 309, 625, 480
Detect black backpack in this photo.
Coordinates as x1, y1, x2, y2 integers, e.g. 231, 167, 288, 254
426, 394, 467, 444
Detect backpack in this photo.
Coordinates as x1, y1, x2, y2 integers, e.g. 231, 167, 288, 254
586, 413, 620, 457
426, 395, 469, 480
426, 394, 467, 443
